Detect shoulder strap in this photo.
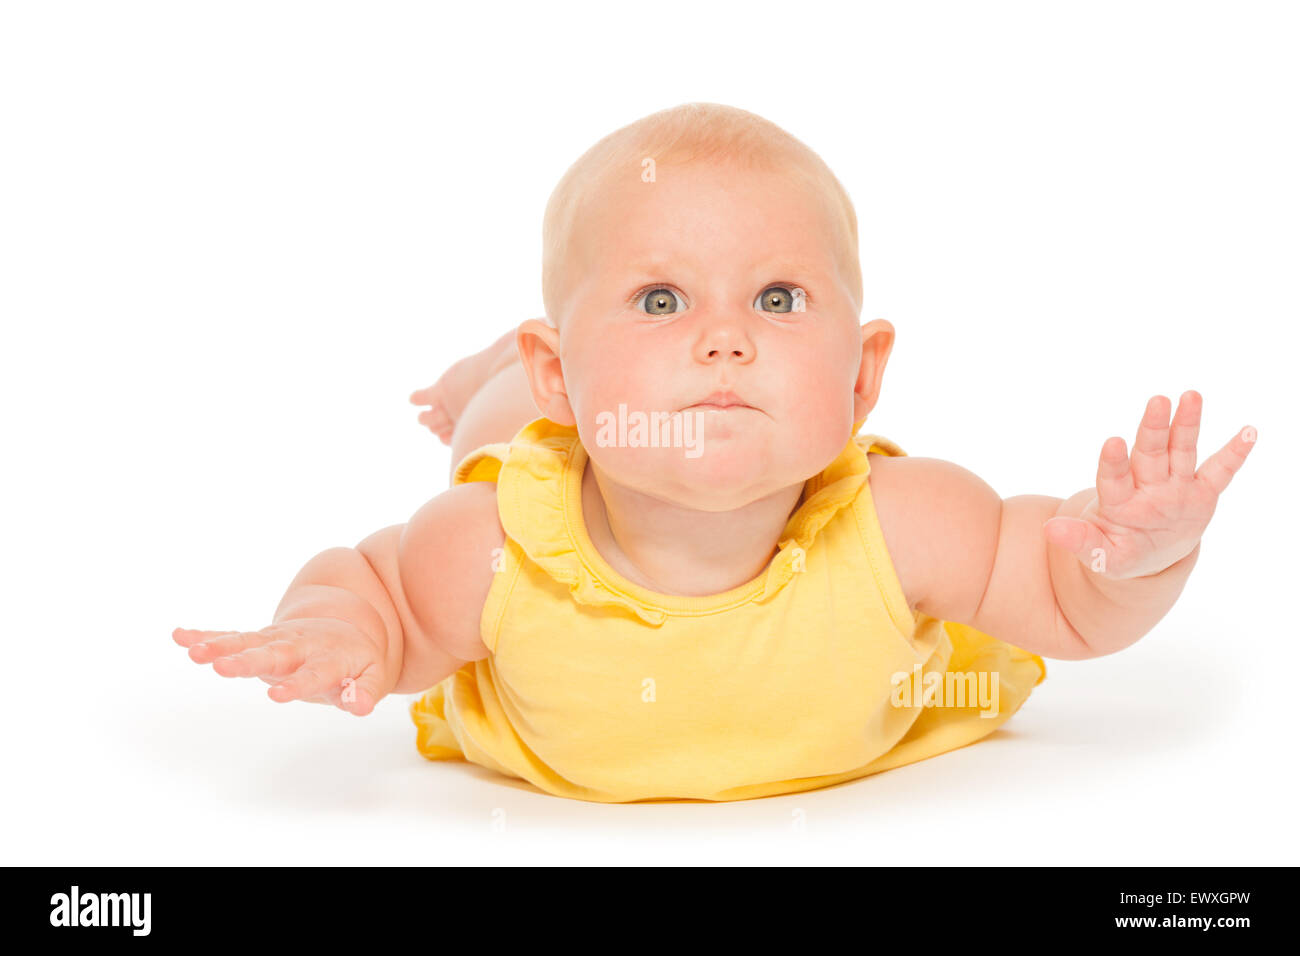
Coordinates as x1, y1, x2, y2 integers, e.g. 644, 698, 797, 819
855, 432, 908, 459
452, 442, 511, 486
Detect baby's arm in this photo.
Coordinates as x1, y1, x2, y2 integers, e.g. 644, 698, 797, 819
870, 392, 1255, 660
174, 481, 504, 711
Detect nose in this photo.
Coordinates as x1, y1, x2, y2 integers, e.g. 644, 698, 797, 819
692, 314, 756, 365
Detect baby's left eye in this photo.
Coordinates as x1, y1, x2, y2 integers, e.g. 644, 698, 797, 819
755, 286, 804, 313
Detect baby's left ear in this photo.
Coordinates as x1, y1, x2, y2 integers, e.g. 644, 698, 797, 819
853, 319, 895, 418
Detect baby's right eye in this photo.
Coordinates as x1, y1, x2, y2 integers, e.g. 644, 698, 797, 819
635, 287, 685, 316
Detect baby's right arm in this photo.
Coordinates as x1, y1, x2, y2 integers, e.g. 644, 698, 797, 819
173, 481, 504, 714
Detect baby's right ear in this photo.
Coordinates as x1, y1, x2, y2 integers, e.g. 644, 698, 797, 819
516, 319, 575, 426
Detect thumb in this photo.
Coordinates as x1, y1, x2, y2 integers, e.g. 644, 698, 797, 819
1043, 516, 1112, 572
339, 666, 390, 717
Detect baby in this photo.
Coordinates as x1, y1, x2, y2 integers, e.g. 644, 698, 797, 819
174, 103, 1256, 804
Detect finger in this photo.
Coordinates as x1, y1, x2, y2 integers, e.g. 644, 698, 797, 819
1168, 390, 1203, 479
211, 640, 305, 679
1130, 394, 1172, 486
1043, 516, 1113, 572
187, 628, 280, 663
173, 627, 238, 648
267, 658, 345, 704
338, 665, 387, 717
1095, 436, 1136, 510
409, 386, 436, 405
1195, 425, 1258, 497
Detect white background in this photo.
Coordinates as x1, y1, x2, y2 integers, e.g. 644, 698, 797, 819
2, 0, 1295, 865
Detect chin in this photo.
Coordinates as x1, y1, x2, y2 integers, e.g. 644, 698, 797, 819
656, 441, 808, 510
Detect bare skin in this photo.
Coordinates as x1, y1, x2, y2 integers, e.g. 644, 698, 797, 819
175, 157, 1258, 716
409, 330, 510, 443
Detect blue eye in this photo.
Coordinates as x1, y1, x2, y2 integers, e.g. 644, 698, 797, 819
636, 288, 684, 315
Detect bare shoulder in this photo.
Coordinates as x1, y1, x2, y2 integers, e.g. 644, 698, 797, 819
400, 481, 505, 661
359, 481, 505, 666
864, 452, 1002, 622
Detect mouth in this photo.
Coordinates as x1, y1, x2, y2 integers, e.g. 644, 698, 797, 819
684, 390, 759, 412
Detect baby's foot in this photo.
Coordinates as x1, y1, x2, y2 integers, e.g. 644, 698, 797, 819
410, 329, 518, 445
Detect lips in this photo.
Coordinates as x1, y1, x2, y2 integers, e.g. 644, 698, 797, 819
686, 390, 757, 410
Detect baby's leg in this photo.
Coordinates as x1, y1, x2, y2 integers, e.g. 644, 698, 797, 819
448, 356, 539, 480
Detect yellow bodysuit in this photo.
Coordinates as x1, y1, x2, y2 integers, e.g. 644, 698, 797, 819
409, 417, 1046, 803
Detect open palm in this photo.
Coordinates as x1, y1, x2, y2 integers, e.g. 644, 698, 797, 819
1042, 391, 1256, 580
172, 618, 392, 716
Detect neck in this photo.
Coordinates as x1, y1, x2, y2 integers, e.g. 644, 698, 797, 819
580, 458, 806, 597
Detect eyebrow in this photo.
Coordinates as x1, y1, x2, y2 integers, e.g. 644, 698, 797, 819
622, 257, 677, 276
621, 257, 825, 278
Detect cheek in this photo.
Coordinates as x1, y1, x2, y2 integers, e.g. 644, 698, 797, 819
772, 337, 861, 466
565, 339, 668, 434
778, 338, 858, 418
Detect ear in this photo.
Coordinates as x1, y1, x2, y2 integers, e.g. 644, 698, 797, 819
516, 318, 576, 426
853, 319, 895, 422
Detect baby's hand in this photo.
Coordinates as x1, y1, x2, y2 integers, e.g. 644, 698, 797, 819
1042, 391, 1256, 580
172, 619, 393, 716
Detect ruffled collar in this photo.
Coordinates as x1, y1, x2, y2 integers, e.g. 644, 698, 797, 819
495, 418, 872, 627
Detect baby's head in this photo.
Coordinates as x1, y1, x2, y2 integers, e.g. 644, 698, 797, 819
518, 102, 894, 511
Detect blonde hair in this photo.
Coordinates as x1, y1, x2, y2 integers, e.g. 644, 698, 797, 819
541, 102, 862, 323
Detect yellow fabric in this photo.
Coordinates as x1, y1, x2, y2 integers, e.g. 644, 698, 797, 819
409, 417, 1046, 803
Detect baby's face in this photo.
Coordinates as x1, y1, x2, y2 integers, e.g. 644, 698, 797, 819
554, 160, 868, 511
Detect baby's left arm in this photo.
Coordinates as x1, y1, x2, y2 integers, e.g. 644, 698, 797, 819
872, 391, 1256, 660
